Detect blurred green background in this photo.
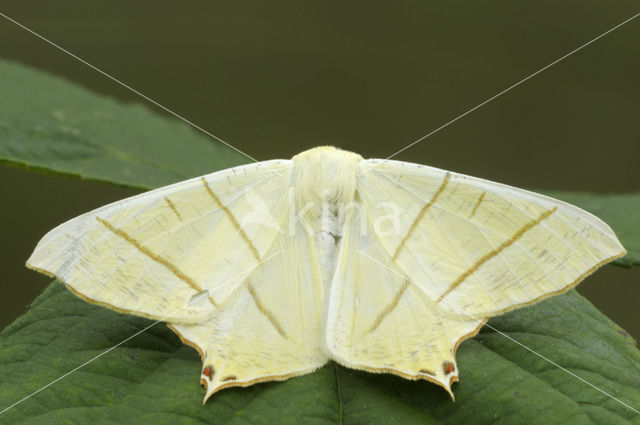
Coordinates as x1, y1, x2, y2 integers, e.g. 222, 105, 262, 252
0, 1, 638, 338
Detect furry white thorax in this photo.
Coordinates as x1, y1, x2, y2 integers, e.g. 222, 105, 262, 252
291, 146, 363, 287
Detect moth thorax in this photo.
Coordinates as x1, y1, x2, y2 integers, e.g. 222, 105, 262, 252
291, 146, 363, 222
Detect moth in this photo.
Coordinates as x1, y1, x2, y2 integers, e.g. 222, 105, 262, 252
27, 146, 625, 402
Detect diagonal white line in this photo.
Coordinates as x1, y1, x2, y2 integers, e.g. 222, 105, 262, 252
0, 11, 259, 164
358, 250, 640, 415
0, 315, 163, 416
0, 250, 282, 415
384, 10, 640, 161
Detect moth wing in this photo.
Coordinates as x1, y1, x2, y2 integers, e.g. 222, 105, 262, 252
325, 208, 484, 395
171, 218, 329, 402
357, 159, 625, 318
27, 160, 292, 323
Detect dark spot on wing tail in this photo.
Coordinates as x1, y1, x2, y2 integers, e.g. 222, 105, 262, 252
443, 361, 455, 375
203, 365, 214, 381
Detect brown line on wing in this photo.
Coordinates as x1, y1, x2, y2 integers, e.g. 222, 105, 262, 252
437, 207, 557, 302
201, 177, 261, 261
393, 172, 451, 261
164, 197, 183, 221
96, 216, 217, 307
248, 283, 288, 339
470, 191, 486, 217
364, 279, 410, 335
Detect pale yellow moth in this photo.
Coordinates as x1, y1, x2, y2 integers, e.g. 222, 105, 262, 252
27, 146, 625, 402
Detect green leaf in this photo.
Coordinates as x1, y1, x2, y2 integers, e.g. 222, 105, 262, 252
1, 282, 638, 424
548, 191, 640, 267
0, 58, 247, 189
